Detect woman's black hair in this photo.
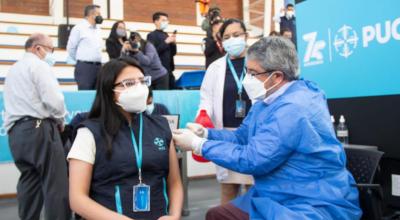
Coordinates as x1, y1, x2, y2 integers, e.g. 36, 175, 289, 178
108, 20, 127, 42
218, 18, 247, 39
88, 57, 145, 159
130, 31, 147, 52
148, 87, 153, 99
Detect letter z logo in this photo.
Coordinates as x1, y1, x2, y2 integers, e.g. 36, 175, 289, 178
303, 32, 326, 67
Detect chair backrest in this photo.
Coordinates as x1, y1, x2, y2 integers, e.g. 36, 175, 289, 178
344, 147, 384, 184
175, 70, 206, 89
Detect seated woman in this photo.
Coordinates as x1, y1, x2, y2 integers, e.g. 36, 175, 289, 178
68, 57, 183, 220
146, 88, 170, 115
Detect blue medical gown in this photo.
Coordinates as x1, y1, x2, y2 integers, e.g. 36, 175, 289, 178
202, 80, 361, 220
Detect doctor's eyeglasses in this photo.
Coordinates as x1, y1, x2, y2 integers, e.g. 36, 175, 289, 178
245, 68, 275, 78
114, 76, 151, 90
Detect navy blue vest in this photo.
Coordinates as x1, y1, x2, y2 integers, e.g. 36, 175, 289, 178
80, 114, 172, 220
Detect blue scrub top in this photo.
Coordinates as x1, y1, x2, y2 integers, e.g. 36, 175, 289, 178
203, 80, 361, 220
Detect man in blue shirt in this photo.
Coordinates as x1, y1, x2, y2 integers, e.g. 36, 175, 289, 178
67, 5, 103, 90
173, 37, 361, 220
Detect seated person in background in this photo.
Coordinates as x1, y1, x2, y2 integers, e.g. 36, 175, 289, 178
280, 28, 293, 41
68, 57, 183, 220
128, 32, 169, 90
268, 30, 280, 36
69, 112, 89, 128
106, 21, 131, 59
146, 88, 170, 115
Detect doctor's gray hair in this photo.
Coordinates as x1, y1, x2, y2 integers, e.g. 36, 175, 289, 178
247, 36, 299, 81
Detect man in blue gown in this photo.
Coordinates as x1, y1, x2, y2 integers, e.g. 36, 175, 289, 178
173, 36, 361, 220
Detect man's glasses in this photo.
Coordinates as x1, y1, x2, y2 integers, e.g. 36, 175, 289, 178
114, 76, 151, 90
245, 68, 276, 78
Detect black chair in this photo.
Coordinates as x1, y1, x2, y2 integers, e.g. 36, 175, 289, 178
345, 147, 384, 220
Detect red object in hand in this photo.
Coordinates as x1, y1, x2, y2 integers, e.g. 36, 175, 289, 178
192, 110, 213, 163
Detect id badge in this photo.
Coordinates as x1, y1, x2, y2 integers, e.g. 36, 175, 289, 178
235, 99, 246, 118
133, 183, 151, 212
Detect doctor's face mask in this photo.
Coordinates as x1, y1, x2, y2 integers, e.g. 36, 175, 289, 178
243, 60, 283, 101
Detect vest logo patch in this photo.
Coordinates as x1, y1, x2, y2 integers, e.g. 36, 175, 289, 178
154, 137, 166, 151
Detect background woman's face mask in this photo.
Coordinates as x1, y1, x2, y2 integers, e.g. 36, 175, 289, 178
116, 28, 126, 37
115, 84, 149, 113
222, 37, 246, 57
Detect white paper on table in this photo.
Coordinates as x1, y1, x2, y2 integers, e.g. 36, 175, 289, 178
391, 174, 400, 196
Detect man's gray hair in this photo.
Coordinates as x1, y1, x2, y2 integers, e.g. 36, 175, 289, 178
24, 33, 47, 50
247, 36, 299, 81
84, 4, 100, 17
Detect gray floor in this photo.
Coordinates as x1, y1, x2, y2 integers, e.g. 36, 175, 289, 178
0, 178, 220, 220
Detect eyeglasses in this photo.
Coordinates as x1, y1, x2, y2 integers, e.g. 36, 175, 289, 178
245, 68, 276, 78
114, 76, 151, 90
36, 44, 55, 53
222, 32, 246, 41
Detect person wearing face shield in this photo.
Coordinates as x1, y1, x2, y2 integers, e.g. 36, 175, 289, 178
197, 18, 254, 205
173, 37, 361, 220
68, 57, 183, 220
67, 4, 103, 90
3, 33, 70, 220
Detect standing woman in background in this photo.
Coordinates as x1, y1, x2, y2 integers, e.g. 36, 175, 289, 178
106, 21, 132, 59
197, 18, 254, 204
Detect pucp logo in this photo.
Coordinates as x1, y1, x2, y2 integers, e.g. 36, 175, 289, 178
334, 25, 359, 58
301, 16, 400, 67
303, 24, 359, 66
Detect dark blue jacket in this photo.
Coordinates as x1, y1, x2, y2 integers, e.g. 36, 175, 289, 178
80, 114, 172, 220
147, 30, 177, 72
280, 16, 297, 46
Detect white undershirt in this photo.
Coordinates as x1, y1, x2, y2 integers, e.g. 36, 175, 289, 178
67, 127, 96, 164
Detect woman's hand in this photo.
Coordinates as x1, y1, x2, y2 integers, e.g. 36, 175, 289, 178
122, 41, 132, 52
158, 215, 180, 220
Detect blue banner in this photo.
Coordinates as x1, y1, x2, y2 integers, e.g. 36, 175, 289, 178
297, 0, 400, 99
0, 90, 200, 163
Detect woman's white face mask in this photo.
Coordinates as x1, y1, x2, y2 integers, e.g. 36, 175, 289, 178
242, 72, 282, 101
222, 37, 246, 57
115, 84, 149, 113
